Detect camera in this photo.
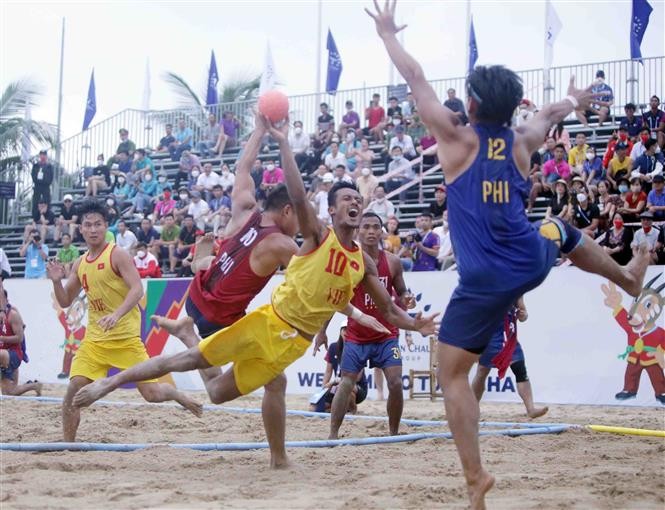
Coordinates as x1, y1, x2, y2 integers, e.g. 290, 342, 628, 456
411, 230, 422, 243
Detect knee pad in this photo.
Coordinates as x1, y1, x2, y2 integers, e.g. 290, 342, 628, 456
510, 360, 528, 383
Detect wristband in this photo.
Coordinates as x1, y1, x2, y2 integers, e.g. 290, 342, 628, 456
350, 307, 363, 321
564, 95, 579, 109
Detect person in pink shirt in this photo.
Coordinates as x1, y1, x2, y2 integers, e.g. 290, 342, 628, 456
259, 159, 285, 196
153, 190, 177, 225
528, 144, 571, 211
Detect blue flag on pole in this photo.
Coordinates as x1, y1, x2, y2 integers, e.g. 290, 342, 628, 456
82, 70, 96, 131
630, 0, 652, 63
468, 17, 478, 74
206, 50, 219, 106
325, 29, 343, 95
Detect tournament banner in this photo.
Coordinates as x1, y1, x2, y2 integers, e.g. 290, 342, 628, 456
4, 266, 663, 407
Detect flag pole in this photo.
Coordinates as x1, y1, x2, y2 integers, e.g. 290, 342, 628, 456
316, 0, 322, 103
465, 0, 471, 76
54, 17, 65, 198
543, 0, 550, 105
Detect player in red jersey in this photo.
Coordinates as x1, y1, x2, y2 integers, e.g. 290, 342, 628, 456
314, 212, 415, 439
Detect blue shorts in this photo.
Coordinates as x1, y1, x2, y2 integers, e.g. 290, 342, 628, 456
185, 296, 227, 339
1, 351, 22, 381
341, 338, 402, 374
478, 328, 525, 368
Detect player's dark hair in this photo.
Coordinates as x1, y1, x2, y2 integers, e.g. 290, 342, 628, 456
264, 184, 292, 212
78, 199, 108, 223
361, 212, 383, 227
466, 65, 523, 126
328, 181, 358, 207
651, 95, 660, 102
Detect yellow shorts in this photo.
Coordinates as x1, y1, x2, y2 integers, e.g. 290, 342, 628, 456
70, 337, 157, 383
198, 304, 311, 395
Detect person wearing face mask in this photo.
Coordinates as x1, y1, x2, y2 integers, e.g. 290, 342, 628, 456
620, 103, 643, 138
596, 180, 623, 230
603, 127, 634, 169
174, 187, 191, 222
584, 147, 604, 187
601, 213, 633, 265
133, 242, 162, 279
259, 159, 285, 196
631, 127, 660, 162
85, 154, 111, 197
123, 169, 159, 218
607, 142, 633, 190
288, 120, 311, 172
631, 212, 661, 264
572, 189, 600, 237
339, 130, 361, 171
111, 174, 131, 204
218, 164, 235, 193
618, 177, 647, 222
356, 166, 379, 206
175, 150, 201, 189
364, 185, 395, 224
386, 145, 414, 204
387, 125, 416, 168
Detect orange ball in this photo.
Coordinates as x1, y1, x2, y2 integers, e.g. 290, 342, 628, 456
258, 90, 289, 123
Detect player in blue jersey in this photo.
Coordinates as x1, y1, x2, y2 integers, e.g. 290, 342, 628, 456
367, 2, 650, 508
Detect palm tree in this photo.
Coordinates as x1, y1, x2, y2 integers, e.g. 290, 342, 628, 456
162, 71, 261, 110
0, 80, 53, 172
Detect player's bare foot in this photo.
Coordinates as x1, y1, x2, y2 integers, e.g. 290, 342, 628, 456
623, 244, 650, 297
34, 382, 43, 396
73, 379, 113, 408
270, 455, 291, 470
152, 315, 199, 348
176, 393, 203, 417
466, 469, 495, 510
527, 406, 549, 419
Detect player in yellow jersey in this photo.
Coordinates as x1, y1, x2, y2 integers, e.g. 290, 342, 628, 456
74, 117, 438, 467
46, 200, 202, 442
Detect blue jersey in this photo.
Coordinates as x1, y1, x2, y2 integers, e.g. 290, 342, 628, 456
447, 123, 552, 291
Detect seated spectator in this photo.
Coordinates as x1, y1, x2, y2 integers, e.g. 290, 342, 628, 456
115, 220, 137, 253
178, 229, 205, 277
133, 242, 162, 279
136, 217, 160, 256
23, 200, 56, 242
110, 174, 132, 205
218, 164, 235, 193
55, 194, 78, 242
407, 114, 426, 145
621, 103, 643, 139
514, 99, 535, 127
584, 146, 605, 189
313, 174, 334, 225
115, 128, 136, 158
545, 180, 571, 221
86, 155, 111, 196
216, 111, 240, 155
616, 177, 630, 207
364, 185, 395, 224
631, 212, 661, 264
401, 91, 417, 120
383, 216, 401, 254
630, 127, 653, 161
634, 138, 664, 184
417, 128, 437, 166
339, 100, 360, 136
646, 174, 665, 220
132, 149, 155, 180
607, 142, 633, 188
364, 93, 386, 142
356, 166, 379, 207
433, 210, 455, 271
205, 184, 232, 235
260, 160, 285, 196
187, 191, 210, 231
429, 185, 447, 219
385, 146, 414, 204
153, 213, 180, 273
572, 189, 599, 237
528, 143, 570, 211
568, 132, 589, 175
20, 230, 48, 279
618, 177, 647, 223
388, 125, 416, 160
174, 187, 191, 222
170, 118, 193, 162
601, 213, 633, 265
0, 247, 11, 280
603, 128, 634, 169
576, 70, 613, 127
597, 180, 623, 230
195, 163, 221, 201
340, 131, 361, 171
123, 170, 159, 217
643, 95, 665, 149
324, 141, 347, 170
412, 213, 440, 271
175, 150, 202, 189
443, 88, 468, 124
113, 150, 133, 176
289, 120, 312, 172
314, 102, 335, 148
153, 189, 177, 225
56, 233, 79, 278
541, 137, 556, 164
332, 164, 353, 185
196, 113, 222, 158
352, 137, 375, 172
156, 123, 176, 153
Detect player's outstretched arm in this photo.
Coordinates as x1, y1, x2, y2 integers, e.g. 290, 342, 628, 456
230, 114, 267, 213
47, 258, 82, 308
366, 0, 460, 142
99, 247, 144, 332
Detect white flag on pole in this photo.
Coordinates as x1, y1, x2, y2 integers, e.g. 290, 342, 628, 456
259, 42, 277, 94
544, 0, 563, 70
142, 58, 151, 111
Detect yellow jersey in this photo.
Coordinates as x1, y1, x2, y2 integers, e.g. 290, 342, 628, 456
77, 243, 141, 342
272, 228, 365, 335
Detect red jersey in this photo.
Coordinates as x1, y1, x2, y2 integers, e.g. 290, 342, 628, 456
346, 250, 398, 343
188, 210, 282, 327
366, 106, 385, 129
0, 309, 23, 361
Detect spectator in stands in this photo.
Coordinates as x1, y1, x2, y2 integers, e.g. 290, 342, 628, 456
85, 154, 111, 197
31, 150, 53, 215
197, 113, 222, 158
630, 127, 654, 161
123, 169, 159, 217
401, 91, 417, 120
260, 159, 285, 196
250, 159, 265, 203
365, 93, 385, 142
115, 220, 137, 253
153, 213, 180, 273
136, 217, 160, 257
132, 149, 155, 179
579, 69, 613, 127
412, 213, 439, 271
205, 184, 232, 235
194, 162, 221, 201
174, 187, 191, 222
584, 146, 605, 188
631, 212, 660, 264
597, 180, 622, 230
647, 174, 665, 220
324, 141, 347, 170
601, 213, 633, 265
383, 216, 401, 254
603, 128, 634, 170
407, 114, 426, 145
541, 137, 556, 164
618, 177, 647, 223
429, 185, 447, 219
443, 88, 467, 125
643, 95, 665, 149
356, 166, 379, 207
433, 210, 455, 271
417, 128, 437, 166
306, 164, 329, 200
388, 125, 416, 160
568, 132, 589, 175
313, 173, 334, 225
314, 102, 335, 148
171, 118, 193, 162
545, 180, 571, 221
528, 144, 569, 211
514, 99, 535, 128
216, 111, 240, 155
572, 189, 599, 237
110, 173, 132, 205
0, 248, 11, 280
364, 185, 395, 224
175, 149, 201, 190
24, 200, 55, 242
153, 189, 176, 225
114, 150, 133, 175
339, 100, 360, 136
133, 242, 162, 279
56, 233, 79, 278
635, 139, 664, 183
621, 103, 643, 138
218, 163, 235, 193
54, 194, 78, 242
607, 142, 633, 188
332, 164, 353, 184
340, 130, 361, 171
187, 191, 210, 231
176, 214, 197, 262
157, 124, 176, 154
547, 122, 571, 152
115, 128, 136, 158
386, 95, 402, 120
352, 137, 375, 172
385, 146, 414, 204
20, 230, 48, 279
289, 120, 311, 172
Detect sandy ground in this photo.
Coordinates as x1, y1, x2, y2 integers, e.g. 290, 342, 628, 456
1, 385, 664, 510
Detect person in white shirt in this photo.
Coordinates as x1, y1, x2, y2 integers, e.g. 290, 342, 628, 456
364, 185, 395, 224
385, 146, 414, 203
187, 191, 210, 231
631, 212, 661, 264
388, 125, 416, 158
218, 163, 235, 193
356, 166, 379, 207
115, 220, 138, 253
313, 173, 334, 225
289, 120, 311, 154
432, 210, 455, 270
195, 163, 221, 201
332, 164, 354, 184
324, 142, 347, 170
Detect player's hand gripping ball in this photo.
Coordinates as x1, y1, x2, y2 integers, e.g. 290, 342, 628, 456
258, 90, 289, 123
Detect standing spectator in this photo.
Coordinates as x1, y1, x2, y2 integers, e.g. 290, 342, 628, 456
313, 174, 334, 225
620, 103, 643, 138
572, 189, 599, 237
607, 143, 633, 188
196, 113, 222, 158
601, 213, 633, 265
154, 213, 180, 273
260, 160, 285, 196
412, 213, 440, 271
153, 190, 177, 225
631, 212, 660, 264
0, 248, 11, 280
356, 166, 379, 207
133, 242, 162, 279
171, 118, 193, 162
289, 120, 311, 172
568, 132, 589, 174
429, 185, 447, 218
175, 150, 201, 189
218, 164, 235, 193
216, 111, 240, 155
315, 102, 335, 148
643, 95, 665, 149
115, 220, 137, 253
204, 184, 232, 234
20, 230, 48, 279
646, 174, 665, 220
443, 88, 467, 125
364, 93, 385, 142
157, 124, 176, 153
364, 185, 395, 223
324, 142, 347, 170
85, 154, 111, 196
385, 146, 414, 204
55, 194, 78, 242
115, 128, 136, 158
388, 125, 416, 159
175, 214, 197, 262
136, 217, 160, 257
31, 150, 54, 215
194, 163, 221, 201
187, 191, 210, 231
339, 100, 360, 136
56, 233, 79, 278
23, 200, 56, 242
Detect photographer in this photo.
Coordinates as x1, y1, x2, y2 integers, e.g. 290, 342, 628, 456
19, 230, 49, 279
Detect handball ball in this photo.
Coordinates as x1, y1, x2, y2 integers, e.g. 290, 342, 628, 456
258, 90, 289, 123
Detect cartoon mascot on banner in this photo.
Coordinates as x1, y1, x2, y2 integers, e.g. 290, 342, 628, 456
52, 290, 87, 379
601, 274, 665, 405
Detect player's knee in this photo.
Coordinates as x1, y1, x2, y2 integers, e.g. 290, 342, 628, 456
510, 360, 529, 383
264, 373, 287, 394
385, 374, 403, 394
137, 383, 161, 402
